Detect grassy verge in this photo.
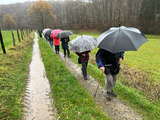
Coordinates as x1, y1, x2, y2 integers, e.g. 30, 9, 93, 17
39, 37, 109, 120
0, 32, 33, 119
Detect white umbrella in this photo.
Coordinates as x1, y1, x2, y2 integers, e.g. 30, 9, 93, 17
69, 35, 97, 53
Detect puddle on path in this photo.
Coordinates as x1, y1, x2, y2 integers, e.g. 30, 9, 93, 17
23, 33, 57, 120
51, 44, 142, 120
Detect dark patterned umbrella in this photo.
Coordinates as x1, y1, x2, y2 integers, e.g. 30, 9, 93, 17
57, 31, 73, 38
69, 35, 97, 53
44, 29, 53, 37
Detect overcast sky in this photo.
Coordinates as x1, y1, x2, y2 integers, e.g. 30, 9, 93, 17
0, 0, 49, 5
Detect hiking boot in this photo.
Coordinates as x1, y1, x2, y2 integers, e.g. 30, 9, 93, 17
84, 76, 87, 80
68, 55, 71, 58
64, 55, 66, 57
107, 91, 111, 100
111, 90, 117, 97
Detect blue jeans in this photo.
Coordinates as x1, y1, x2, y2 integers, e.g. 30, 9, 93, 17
49, 41, 53, 46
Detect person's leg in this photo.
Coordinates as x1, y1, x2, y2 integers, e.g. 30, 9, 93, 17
57, 45, 59, 54
111, 75, 117, 97
82, 61, 88, 80
55, 45, 57, 54
67, 49, 70, 57
49, 41, 51, 45
64, 49, 66, 57
105, 75, 113, 92
105, 74, 114, 100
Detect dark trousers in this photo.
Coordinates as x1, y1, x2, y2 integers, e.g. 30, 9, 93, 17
39, 33, 42, 38
64, 49, 70, 56
81, 61, 88, 78
55, 45, 59, 54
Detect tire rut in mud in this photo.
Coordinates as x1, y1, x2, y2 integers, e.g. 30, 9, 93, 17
23, 33, 57, 120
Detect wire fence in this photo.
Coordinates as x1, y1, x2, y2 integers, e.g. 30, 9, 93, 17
0, 28, 33, 54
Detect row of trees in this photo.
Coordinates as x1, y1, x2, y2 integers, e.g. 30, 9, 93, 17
0, 0, 160, 34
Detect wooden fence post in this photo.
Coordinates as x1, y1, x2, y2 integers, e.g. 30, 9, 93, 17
11, 31, 16, 46
26, 30, 28, 36
0, 29, 6, 54
20, 28, 23, 40
17, 29, 21, 42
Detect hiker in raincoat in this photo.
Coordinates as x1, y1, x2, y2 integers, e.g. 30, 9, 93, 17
54, 37, 60, 54
60, 36, 70, 57
38, 29, 42, 38
96, 48, 124, 100
76, 50, 91, 80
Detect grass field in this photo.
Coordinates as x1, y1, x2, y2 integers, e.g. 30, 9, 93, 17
0, 29, 160, 119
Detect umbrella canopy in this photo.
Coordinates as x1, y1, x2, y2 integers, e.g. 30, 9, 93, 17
97, 26, 148, 53
44, 29, 53, 37
57, 31, 73, 38
69, 35, 97, 53
50, 29, 63, 38
43, 28, 50, 34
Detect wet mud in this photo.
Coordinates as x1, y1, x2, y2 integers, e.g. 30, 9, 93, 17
23, 33, 57, 120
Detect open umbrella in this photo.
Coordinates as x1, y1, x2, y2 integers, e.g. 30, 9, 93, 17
43, 28, 50, 34
69, 35, 97, 53
57, 31, 73, 38
44, 29, 53, 37
50, 29, 63, 38
97, 25, 148, 53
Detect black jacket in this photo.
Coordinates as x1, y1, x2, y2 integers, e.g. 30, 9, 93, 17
96, 49, 124, 75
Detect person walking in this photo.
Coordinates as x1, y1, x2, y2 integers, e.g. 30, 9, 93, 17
53, 37, 60, 54
96, 48, 124, 100
60, 36, 71, 57
38, 29, 42, 38
76, 50, 91, 80
48, 36, 53, 46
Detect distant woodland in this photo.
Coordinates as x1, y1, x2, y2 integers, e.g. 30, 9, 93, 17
0, 0, 160, 34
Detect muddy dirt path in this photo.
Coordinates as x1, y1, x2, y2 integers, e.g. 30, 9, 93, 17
51, 43, 143, 119
23, 33, 57, 120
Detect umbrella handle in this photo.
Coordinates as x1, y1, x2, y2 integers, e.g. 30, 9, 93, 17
94, 71, 104, 97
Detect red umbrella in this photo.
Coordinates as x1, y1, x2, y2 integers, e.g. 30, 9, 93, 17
50, 29, 63, 38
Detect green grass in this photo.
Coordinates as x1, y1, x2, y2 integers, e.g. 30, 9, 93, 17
39, 37, 109, 120
0, 31, 33, 119
122, 34, 160, 82
0, 30, 25, 52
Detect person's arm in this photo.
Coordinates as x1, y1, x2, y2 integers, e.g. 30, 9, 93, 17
119, 52, 124, 62
96, 49, 106, 72
96, 57, 105, 72
75, 52, 80, 56
66, 37, 70, 42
